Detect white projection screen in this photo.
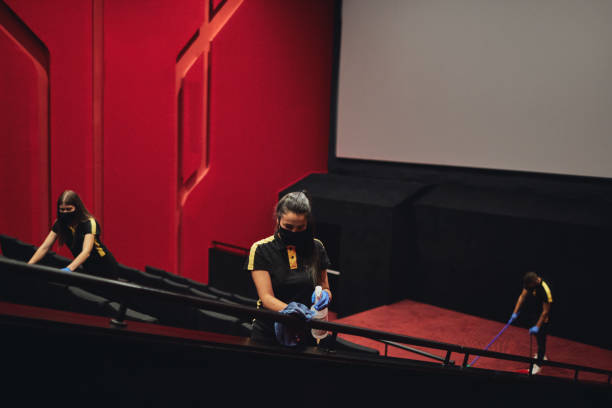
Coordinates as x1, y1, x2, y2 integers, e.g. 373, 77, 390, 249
336, 0, 612, 178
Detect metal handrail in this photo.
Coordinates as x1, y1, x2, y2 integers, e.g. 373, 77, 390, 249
1, 256, 610, 384
378, 339, 454, 365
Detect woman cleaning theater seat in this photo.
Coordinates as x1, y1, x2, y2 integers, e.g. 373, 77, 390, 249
28, 190, 119, 280
245, 191, 332, 346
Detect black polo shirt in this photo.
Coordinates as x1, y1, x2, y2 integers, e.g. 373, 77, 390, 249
530, 279, 553, 322
52, 217, 117, 277
245, 234, 331, 339
246, 234, 331, 305
531, 280, 553, 304
525, 280, 553, 323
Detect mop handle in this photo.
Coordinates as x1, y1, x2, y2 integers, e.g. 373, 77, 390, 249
468, 321, 511, 367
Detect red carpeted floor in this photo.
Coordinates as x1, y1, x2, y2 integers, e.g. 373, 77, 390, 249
331, 300, 611, 383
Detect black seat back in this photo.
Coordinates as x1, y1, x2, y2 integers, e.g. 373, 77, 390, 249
0, 235, 35, 261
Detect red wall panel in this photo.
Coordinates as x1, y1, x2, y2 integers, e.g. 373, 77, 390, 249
102, 0, 207, 273
179, 0, 334, 281
1, 0, 333, 283
1, 0, 93, 258
0, 5, 49, 245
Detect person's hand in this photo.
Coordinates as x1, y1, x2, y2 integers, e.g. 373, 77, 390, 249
311, 289, 330, 311
60, 267, 72, 272
508, 312, 519, 324
274, 302, 315, 346
278, 302, 315, 320
529, 325, 540, 335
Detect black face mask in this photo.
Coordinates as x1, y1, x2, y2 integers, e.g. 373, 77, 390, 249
278, 227, 311, 248
58, 210, 76, 225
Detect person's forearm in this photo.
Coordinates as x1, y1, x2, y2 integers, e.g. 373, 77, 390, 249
512, 294, 525, 314
260, 294, 288, 312
66, 250, 90, 271
535, 311, 548, 328
28, 246, 49, 265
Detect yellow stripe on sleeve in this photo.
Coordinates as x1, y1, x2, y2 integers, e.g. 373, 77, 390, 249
94, 239, 106, 257
247, 236, 274, 271
89, 218, 97, 235
314, 238, 325, 250
541, 281, 553, 303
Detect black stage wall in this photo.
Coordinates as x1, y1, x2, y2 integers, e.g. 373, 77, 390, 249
284, 170, 612, 349
411, 183, 612, 349
281, 173, 428, 317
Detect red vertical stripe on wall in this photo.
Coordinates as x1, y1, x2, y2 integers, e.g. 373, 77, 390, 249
179, 54, 205, 186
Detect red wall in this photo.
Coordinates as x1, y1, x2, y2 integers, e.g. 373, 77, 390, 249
0, 0, 334, 282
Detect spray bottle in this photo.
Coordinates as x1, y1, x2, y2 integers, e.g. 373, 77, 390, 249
310, 285, 328, 340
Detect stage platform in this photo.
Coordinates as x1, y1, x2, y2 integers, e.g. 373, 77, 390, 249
333, 299, 612, 383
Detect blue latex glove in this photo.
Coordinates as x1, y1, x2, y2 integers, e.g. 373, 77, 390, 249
60, 267, 71, 272
508, 312, 519, 324
311, 288, 330, 311
529, 325, 540, 335
274, 302, 315, 347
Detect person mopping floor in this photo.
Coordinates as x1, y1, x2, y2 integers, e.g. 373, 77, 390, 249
509, 272, 553, 374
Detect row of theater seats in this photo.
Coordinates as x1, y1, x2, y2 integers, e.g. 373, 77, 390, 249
117, 263, 256, 335
0, 234, 255, 337
0, 234, 380, 355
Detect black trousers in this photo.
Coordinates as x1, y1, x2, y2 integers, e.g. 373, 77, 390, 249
83, 253, 119, 280
535, 322, 549, 362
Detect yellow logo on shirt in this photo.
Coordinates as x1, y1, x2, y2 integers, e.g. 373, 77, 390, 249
287, 245, 297, 270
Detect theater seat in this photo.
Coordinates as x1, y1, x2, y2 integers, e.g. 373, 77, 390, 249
117, 264, 160, 285
0, 260, 70, 309
0, 235, 17, 257
144, 265, 190, 286
187, 279, 210, 293
330, 337, 380, 355
40, 252, 83, 272
145, 265, 211, 292
159, 278, 191, 294
0, 235, 34, 261
238, 322, 253, 337
196, 309, 243, 336
231, 293, 258, 307
118, 264, 192, 294
113, 290, 198, 330
107, 301, 159, 324
188, 287, 218, 300
66, 285, 110, 313
64, 286, 160, 325
218, 297, 240, 306
206, 286, 233, 300
189, 289, 253, 324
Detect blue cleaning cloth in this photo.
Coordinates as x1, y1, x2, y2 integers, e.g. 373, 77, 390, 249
274, 302, 315, 347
